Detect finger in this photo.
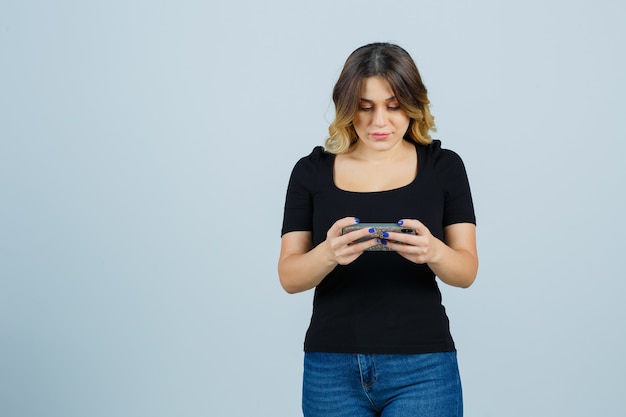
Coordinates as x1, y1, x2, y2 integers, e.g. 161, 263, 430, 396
334, 234, 378, 264
380, 230, 411, 245
330, 216, 361, 237
343, 226, 377, 246
348, 235, 379, 252
382, 237, 418, 252
382, 222, 419, 244
397, 219, 428, 235
338, 216, 362, 230
329, 218, 377, 252
384, 239, 427, 262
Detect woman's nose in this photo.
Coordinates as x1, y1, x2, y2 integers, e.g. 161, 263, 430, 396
374, 107, 387, 127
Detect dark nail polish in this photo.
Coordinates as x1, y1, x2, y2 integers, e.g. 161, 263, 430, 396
381, 240, 387, 245
397, 220, 404, 226
382, 231, 389, 238
369, 228, 375, 233
355, 217, 360, 223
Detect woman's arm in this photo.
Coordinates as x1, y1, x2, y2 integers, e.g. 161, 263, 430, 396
278, 217, 377, 294
384, 220, 478, 288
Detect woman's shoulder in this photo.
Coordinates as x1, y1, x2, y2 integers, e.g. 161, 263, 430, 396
306, 145, 332, 161
420, 139, 465, 167
289, 146, 333, 181
293, 146, 332, 168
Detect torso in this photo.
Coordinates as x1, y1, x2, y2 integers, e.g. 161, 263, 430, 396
280, 140, 475, 353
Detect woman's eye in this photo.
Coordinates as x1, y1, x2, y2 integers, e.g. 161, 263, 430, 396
388, 106, 401, 111
359, 107, 373, 112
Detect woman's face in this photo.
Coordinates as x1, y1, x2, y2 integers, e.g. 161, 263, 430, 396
352, 76, 411, 153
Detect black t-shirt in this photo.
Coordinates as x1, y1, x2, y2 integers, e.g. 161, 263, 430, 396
281, 140, 476, 354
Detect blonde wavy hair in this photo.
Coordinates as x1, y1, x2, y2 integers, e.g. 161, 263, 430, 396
325, 43, 436, 154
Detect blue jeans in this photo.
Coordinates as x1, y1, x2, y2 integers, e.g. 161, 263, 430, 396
302, 352, 463, 417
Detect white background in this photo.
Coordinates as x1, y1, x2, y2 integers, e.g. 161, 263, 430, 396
1, 1, 625, 416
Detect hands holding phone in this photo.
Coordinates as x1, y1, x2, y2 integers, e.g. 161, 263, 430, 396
328, 217, 441, 266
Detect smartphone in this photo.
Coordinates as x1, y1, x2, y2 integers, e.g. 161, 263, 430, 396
341, 223, 416, 251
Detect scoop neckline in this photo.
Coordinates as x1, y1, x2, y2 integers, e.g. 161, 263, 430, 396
331, 143, 421, 194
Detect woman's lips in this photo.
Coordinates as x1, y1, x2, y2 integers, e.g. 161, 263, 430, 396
371, 132, 391, 140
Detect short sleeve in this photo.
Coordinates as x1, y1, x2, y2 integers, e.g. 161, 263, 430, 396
435, 148, 476, 226
280, 147, 324, 235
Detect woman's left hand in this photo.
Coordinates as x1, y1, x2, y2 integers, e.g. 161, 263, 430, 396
382, 219, 478, 288
382, 219, 443, 264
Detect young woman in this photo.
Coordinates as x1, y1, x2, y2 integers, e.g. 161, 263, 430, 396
278, 42, 478, 417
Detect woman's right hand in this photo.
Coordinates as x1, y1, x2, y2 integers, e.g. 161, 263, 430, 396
278, 217, 376, 294
324, 217, 378, 265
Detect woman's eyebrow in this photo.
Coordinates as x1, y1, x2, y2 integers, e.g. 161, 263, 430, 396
359, 96, 397, 102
